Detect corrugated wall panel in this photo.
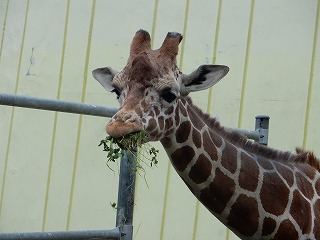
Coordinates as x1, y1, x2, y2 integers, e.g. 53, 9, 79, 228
241, 0, 318, 152
0, 0, 319, 239
43, 0, 93, 231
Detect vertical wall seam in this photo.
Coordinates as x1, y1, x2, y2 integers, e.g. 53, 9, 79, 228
207, 0, 223, 116
0, 0, 9, 65
178, 0, 190, 70
159, 162, 171, 240
0, 0, 30, 220
150, 0, 160, 48
192, 1, 224, 240
303, 0, 320, 148
159, 1, 190, 239
0, 0, 10, 212
237, 0, 255, 128
42, 0, 70, 231
66, 0, 96, 230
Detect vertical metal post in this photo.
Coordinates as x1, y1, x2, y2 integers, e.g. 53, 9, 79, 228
255, 115, 270, 145
116, 150, 136, 240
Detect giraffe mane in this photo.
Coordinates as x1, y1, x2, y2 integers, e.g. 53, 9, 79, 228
185, 97, 320, 172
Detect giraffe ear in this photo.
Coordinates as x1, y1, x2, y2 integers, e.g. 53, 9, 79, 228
92, 67, 118, 91
180, 65, 229, 95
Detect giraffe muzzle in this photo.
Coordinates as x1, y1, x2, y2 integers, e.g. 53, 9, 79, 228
106, 111, 143, 138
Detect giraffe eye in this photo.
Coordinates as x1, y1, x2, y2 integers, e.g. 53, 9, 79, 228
161, 90, 177, 103
111, 88, 121, 99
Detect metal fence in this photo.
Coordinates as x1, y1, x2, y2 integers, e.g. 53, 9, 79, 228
0, 93, 269, 240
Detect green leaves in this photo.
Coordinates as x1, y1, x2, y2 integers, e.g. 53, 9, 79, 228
99, 130, 159, 170
149, 147, 159, 167
98, 136, 124, 162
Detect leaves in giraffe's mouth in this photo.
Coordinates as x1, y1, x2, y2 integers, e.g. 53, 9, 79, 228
99, 130, 159, 172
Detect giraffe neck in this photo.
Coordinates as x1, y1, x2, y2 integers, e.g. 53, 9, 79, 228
160, 98, 320, 239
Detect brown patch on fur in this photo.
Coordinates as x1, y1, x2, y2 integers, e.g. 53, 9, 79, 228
188, 154, 212, 184
290, 190, 312, 234
238, 152, 260, 192
192, 128, 202, 148
227, 194, 259, 237
203, 130, 218, 161
161, 137, 172, 149
316, 178, 320, 196
295, 171, 314, 200
314, 200, 320, 239
273, 220, 299, 239
260, 172, 290, 216
171, 146, 195, 172
184, 97, 320, 172
221, 143, 238, 174
200, 168, 235, 214
262, 217, 277, 236
176, 121, 191, 143
274, 161, 294, 187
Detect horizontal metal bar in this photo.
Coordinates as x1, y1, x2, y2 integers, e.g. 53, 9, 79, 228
0, 228, 120, 240
226, 128, 260, 142
0, 93, 118, 118
0, 93, 261, 141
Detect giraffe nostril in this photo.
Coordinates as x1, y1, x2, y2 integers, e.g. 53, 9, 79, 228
123, 113, 134, 122
114, 112, 136, 122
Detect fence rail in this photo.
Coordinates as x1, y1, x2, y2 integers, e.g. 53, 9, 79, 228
0, 93, 269, 240
0, 93, 118, 117
0, 229, 120, 240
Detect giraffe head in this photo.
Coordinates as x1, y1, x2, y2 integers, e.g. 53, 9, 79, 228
93, 30, 229, 143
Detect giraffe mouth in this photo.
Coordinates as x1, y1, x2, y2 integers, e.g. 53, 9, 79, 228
112, 131, 147, 150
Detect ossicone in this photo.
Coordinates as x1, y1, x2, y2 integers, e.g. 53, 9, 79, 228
130, 29, 152, 58
159, 32, 183, 60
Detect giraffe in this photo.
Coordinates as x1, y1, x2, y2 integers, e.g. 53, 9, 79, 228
93, 29, 320, 239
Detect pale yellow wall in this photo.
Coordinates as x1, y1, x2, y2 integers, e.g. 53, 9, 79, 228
0, 0, 319, 239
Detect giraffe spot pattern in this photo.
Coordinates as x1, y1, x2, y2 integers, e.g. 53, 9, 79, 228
212, 133, 223, 148
146, 118, 157, 132
161, 137, 172, 149
164, 106, 174, 115
154, 106, 160, 116
174, 105, 180, 126
295, 171, 314, 200
290, 190, 312, 234
316, 178, 320, 196
188, 154, 212, 184
295, 164, 316, 180
158, 116, 164, 131
176, 121, 191, 143
221, 143, 238, 174
314, 199, 320, 239
274, 161, 294, 187
187, 104, 203, 131
203, 130, 218, 161
164, 116, 174, 131
262, 217, 277, 236
180, 102, 188, 118
238, 152, 260, 192
260, 172, 290, 216
257, 156, 274, 170
170, 146, 195, 172
227, 194, 259, 237
199, 168, 235, 215
273, 219, 299, 239
192, 128, 202, 148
